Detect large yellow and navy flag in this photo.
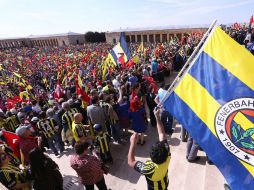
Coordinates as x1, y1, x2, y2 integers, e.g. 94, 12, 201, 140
161, 26, 254, 190
109, 32, 131, 65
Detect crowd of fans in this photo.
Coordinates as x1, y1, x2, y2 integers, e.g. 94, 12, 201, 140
0, 24, 252, 190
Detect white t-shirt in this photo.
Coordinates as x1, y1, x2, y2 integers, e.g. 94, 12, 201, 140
157, 88, 167, 103
112, 79, 120, 88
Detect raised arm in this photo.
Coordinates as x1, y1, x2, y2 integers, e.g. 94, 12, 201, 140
117, 87, 123, 104
154, 108, 166, 141
128, 133, 138, 168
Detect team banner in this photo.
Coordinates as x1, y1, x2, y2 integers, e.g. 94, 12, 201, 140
109, 32, 131, 65
162, 26, 254, 190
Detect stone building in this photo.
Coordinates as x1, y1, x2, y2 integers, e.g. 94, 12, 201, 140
106, 25, 209, 44
0, 32, 85, 49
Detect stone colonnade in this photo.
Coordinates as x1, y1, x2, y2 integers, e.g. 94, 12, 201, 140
29, 39, 59, 47
0, 38, 59, 48
125, 33, 186, 43
0, 40, 25, 48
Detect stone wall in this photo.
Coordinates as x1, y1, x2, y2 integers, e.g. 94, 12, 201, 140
105, 28, 208, 44
68, 35, 85, 45
0, 34, 85, 48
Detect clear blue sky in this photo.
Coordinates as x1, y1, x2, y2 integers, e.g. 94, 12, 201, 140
0, 0, 253, 38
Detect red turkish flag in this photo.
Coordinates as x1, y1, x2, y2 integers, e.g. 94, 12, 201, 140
2, 130, 20, 158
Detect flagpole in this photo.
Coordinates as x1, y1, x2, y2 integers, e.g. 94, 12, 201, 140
158, 19, 217, 106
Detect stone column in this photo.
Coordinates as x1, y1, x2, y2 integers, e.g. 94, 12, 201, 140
160, 34, 162, 43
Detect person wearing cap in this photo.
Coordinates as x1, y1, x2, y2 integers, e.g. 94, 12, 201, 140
37, 111, 64, 156
31, 100, 42, 115
72, 113, 93, 144
93, 124, 113, 164
30, 117, 40, 136
16, 125, 42, 165
17, 111, 26, 124
61, 102, 78, 146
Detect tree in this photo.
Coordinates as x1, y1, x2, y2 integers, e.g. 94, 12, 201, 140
84, 32, 106, 43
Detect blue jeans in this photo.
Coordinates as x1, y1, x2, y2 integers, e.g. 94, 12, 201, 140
47, 134, 64, 155
186, 136, 199, 160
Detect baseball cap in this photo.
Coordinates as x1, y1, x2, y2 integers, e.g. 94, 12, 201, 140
15, 125, 30, 136
31, 117, 39, 122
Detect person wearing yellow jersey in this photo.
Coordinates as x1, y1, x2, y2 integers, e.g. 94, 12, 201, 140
61, 102, 78, 146
6, 111, 20, 132
94, 124, 113, 164
72, 113, 93, 143
19, 90, 29, 101
128, 108, 171, 190
0, 112, 7, 130
37, 111, 64, 156
0, 152, 32, 190
0, 144, 20, 167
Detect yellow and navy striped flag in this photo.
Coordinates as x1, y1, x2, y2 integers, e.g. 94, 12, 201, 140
162, 26, 254, 190
109, 32, 131, 65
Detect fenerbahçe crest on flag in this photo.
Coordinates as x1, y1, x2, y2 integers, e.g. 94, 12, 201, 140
161, 26, 254, 190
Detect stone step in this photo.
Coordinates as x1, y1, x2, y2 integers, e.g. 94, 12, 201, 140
168, 124, 225, 190
203, 163, 225, 190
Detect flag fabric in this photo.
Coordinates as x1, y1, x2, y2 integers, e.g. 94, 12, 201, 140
161, 26, 254, 190
143, 76, 157, 93
102, 62, 108, 81
111, 43, 128, 65
119, 32, 131, 59
117, 53, 125, 66
105, 53, 117, 67
75, 74, 90, 103
247, 42, 254, 51
6, 96, 22, 109
138, 42, 144, 53
109, 32, 131, 65
53, 81, 64, 100
2, 130, 20, 158
126, 59, 135, 69
125, 55, 140, 69
132, 55, 140, 64
13, 72, 21, 78
250, 15, 254, 28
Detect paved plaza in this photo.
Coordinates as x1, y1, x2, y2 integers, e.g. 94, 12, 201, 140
47, 73, 225, 190
48, 123, 225, 190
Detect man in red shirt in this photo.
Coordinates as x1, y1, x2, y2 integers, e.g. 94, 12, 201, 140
70, 142, 110, 190
16, 125, 42, 165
